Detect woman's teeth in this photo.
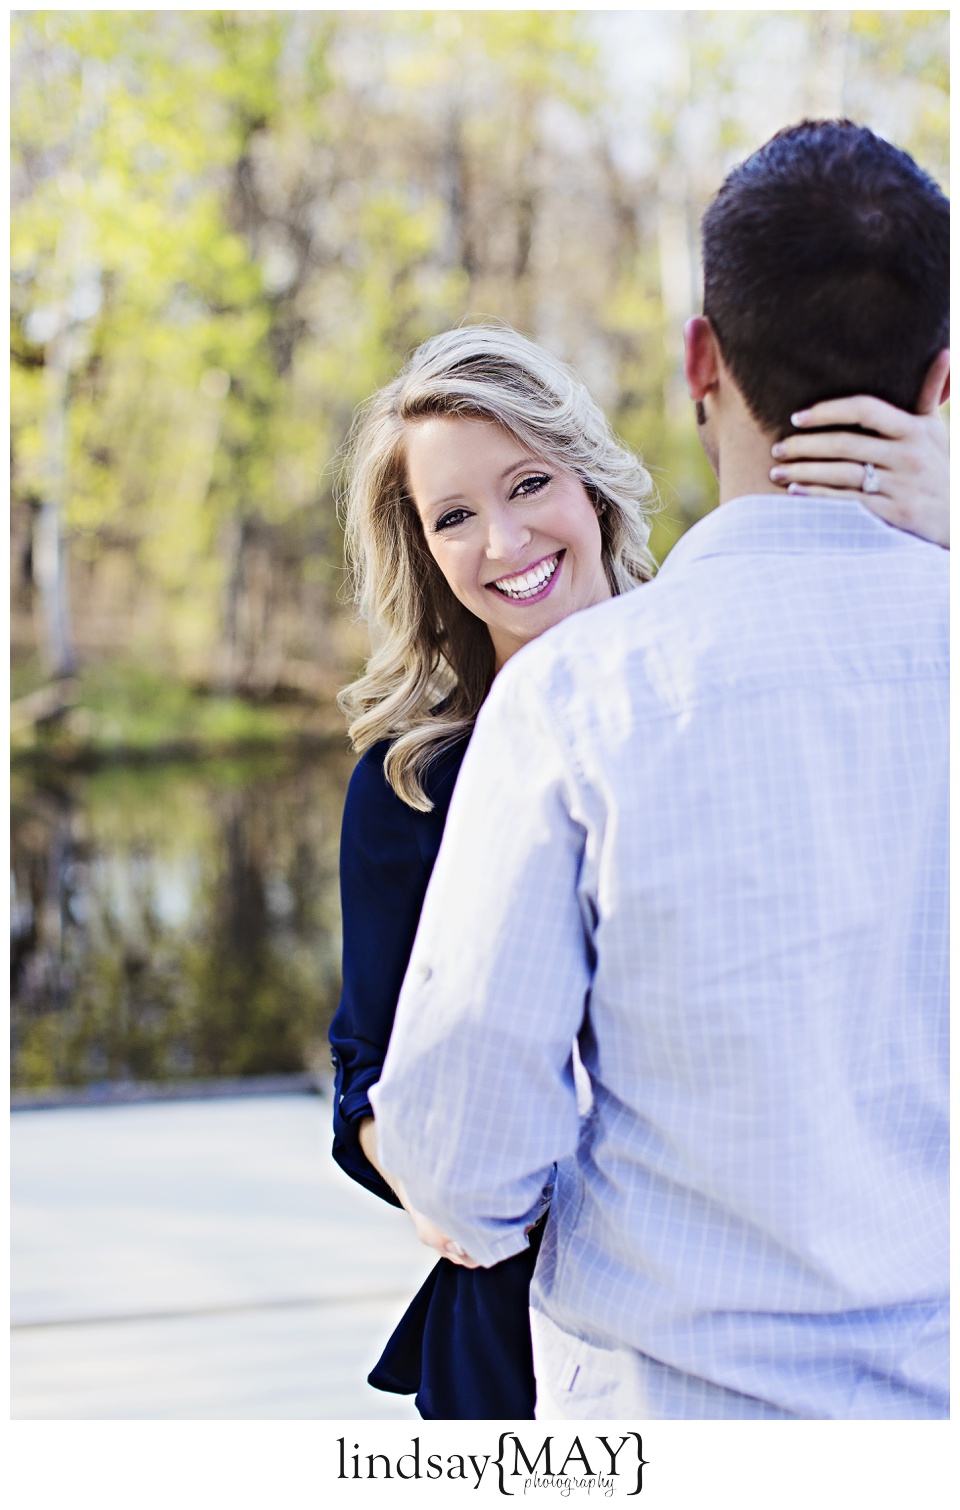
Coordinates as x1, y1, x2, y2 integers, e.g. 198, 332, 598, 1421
492, 553, 561, 600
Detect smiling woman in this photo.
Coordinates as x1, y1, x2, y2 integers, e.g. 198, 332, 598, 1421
337, 323, 657, 813
404, 415, 612, 668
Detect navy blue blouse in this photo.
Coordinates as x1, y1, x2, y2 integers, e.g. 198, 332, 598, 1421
329, 737, 540, 1420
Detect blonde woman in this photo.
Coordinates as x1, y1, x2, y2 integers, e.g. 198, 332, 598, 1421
328, 322, 949, 1419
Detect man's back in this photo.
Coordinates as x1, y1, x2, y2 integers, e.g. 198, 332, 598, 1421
374, 492, 948, 1418
530, 494, 948, 1417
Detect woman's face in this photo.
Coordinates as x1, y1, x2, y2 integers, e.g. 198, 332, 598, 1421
404, 415, 612, 668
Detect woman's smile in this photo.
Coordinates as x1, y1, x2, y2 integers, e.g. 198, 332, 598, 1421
404, 416, 611, 668
488, 549, 564, 602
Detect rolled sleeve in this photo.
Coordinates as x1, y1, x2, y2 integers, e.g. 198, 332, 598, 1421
371, 658, 593, 1267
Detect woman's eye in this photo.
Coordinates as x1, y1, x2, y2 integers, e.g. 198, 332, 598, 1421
434, 507, 471, 532
512, 473, 550, 498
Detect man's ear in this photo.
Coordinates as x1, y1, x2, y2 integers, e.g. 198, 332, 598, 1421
917, 348, 950, 412
683, 316, 722, 402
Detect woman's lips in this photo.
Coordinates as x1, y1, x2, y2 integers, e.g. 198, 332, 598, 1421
487, 550, 564, 603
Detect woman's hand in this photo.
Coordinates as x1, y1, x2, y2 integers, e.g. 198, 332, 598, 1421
768, 349, 950, 548
394, 1179, 481, 1268
357, 1115, 479, 1267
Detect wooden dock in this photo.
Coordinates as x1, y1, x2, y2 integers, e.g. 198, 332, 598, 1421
11, 1093, 435, 1418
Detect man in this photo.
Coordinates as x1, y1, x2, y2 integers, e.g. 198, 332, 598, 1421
370, 121, 949, 1419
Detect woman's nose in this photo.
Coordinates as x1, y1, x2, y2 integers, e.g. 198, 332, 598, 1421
485, 510, 531, 562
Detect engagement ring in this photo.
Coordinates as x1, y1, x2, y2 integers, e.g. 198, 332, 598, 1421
862, 461, 881, 494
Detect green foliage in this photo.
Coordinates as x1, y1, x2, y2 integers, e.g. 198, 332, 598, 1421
11, 662, 336, 764
11, 10, 950, 687
68, 663, 293, 749
10, 11, 950, 1092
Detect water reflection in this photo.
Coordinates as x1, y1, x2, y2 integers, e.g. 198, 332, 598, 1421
10, 749, 356, 1090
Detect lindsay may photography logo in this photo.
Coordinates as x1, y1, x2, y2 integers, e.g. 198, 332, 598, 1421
336, 1433, 649, 1496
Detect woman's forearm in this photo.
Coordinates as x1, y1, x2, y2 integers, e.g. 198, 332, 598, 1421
358, 1114, 400, 1194
358, 1113, 478, 1266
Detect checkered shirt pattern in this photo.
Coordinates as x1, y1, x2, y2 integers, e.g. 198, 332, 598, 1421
372, 495, 948, 1418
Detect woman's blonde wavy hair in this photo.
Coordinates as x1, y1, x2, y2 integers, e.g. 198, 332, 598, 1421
337, 322, 658, 810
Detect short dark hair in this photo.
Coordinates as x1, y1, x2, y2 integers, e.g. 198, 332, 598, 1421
701, 120, 949, 435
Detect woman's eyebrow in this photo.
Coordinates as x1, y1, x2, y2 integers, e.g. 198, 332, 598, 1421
425, 459, 540, 513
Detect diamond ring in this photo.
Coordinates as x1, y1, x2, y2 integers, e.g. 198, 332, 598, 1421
862, 461, 881, 494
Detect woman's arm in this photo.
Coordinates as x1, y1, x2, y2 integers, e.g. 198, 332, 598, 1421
358, 1114, 478, 1266
329, 746, 431, 1208
330, 739, 477, 1262
768, 348, 949, 547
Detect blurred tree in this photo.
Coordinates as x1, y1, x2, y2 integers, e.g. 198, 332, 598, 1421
10, 9, 950, 1089
11, 10, 949, 699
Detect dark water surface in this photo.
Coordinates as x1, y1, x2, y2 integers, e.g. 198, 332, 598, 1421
10, 747, 356, 1092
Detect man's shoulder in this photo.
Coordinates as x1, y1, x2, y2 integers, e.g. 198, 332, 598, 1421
492, 579, 677, 738
494, 501, 948, 739
516, 577, 667, 671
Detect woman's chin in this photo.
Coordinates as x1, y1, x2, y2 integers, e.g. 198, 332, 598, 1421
485, 598, 576, 663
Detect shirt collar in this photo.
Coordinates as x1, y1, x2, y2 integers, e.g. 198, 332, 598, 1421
657, 493, 923, 579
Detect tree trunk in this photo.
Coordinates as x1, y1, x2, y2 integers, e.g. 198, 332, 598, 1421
32, 59, 107, 680
35, 319, 77, 678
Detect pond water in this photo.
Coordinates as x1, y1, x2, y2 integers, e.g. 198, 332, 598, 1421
10, 747, 357, 1092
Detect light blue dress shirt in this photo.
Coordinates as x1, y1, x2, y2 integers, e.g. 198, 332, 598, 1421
371, 495, 948, 1419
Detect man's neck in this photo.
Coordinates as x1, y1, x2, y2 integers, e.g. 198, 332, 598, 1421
714, 418, 785, 506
